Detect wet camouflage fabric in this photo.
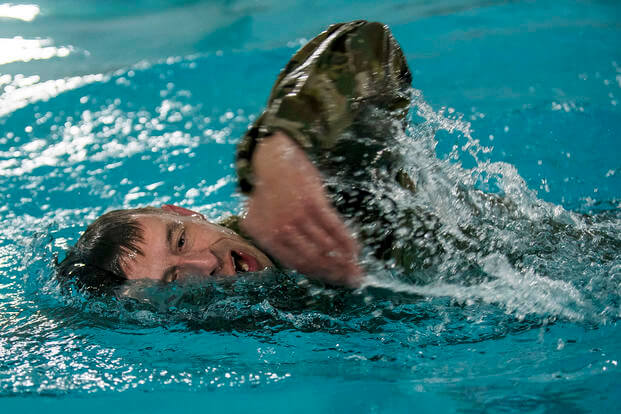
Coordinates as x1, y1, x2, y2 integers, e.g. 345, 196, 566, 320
236, 20, 412, 193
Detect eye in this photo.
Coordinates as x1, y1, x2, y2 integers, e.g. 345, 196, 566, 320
177, 229, 186, 251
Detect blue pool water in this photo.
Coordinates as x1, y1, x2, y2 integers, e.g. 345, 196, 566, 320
1, 0, 620, 412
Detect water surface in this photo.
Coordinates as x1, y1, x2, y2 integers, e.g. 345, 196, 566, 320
0, 0, 620, 412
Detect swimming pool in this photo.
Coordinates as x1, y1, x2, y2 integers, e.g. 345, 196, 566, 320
1, 0, 619, 412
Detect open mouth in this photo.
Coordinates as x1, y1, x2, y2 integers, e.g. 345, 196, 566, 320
231, 250, 260, 273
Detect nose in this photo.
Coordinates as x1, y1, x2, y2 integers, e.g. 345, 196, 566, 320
179, 250, 221, 277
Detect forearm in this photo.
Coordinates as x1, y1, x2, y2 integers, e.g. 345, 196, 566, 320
234, 21, 414, 282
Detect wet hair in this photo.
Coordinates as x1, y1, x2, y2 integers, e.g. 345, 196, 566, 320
56, 207, 162, 294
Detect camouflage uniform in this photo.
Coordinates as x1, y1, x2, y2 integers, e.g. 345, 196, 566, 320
229, 21, 438, 272
236, 20, 412, 193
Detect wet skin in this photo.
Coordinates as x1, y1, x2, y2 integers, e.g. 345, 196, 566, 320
121, 207, 273, 283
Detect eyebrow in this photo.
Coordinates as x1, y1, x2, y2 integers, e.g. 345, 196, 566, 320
166, 221, 182, 247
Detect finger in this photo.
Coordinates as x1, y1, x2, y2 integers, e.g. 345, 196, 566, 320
297, 218, 342, 257
312, 198, 359, 254
308, 200, 360, 258
278, 228, 324, 270
276, 236, 364, 287
279, 228, 353, 278
302, 202, 363, 279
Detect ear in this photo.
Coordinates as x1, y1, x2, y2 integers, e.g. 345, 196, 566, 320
161, 204, 206, 220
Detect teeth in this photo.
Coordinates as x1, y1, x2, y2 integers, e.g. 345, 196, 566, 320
241, 262, 249, 272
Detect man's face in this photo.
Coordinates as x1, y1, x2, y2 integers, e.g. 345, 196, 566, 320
121, 206, 273, 283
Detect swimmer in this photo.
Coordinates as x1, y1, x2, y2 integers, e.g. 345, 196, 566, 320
57, 20, 417, 293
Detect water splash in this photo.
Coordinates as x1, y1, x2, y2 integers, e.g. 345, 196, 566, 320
341, 87, 621, 324
9, 79, 619, 330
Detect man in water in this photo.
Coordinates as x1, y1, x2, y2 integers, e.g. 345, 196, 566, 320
57, 20, 418, 293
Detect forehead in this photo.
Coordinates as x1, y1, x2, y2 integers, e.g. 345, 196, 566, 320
132, 212, 236, 237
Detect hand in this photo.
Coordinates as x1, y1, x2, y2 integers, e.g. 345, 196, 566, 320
240, 131, 363, 287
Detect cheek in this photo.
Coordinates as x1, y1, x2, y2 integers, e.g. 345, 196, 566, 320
122, 255, 165, 280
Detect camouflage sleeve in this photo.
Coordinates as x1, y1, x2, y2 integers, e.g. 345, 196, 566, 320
236, 20, 412, 193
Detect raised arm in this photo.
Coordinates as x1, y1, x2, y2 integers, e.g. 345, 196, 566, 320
236, 21, 412, 285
